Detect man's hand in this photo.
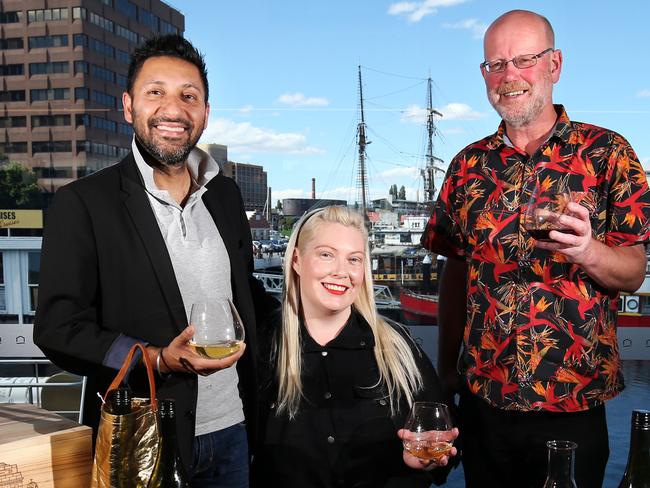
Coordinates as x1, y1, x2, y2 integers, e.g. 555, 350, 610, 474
149, 326, 246, 376
534, 201, 595, 265
398, 427, 459, 471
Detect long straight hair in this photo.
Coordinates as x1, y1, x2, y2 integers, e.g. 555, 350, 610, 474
276, 205, 423, 417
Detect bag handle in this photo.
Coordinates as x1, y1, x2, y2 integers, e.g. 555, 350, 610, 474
103, 342, 158, 411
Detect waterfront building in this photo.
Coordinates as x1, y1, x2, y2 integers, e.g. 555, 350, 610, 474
222, 161, 267, 211
0, 0, 184, 194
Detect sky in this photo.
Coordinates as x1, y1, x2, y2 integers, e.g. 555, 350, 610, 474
166, 0, 650, 206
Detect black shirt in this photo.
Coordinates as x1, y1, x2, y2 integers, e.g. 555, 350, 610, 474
253, 311, 450, 488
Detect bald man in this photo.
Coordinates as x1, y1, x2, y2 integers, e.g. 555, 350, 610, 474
421, 10, 650, 487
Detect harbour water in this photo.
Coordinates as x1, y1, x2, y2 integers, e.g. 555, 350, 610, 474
440, 359, 650, 487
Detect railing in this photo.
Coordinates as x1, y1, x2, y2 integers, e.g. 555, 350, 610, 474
0, 358, 86, 423
253, 272, 401, 309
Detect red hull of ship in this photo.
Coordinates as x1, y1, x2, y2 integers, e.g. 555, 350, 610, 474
399, 290, 439, 321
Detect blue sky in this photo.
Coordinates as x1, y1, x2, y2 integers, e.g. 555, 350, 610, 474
166, 0, 650, 205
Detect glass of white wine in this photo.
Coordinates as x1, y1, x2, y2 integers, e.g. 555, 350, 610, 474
188, 299, 245, 359
403, 402, 454, 462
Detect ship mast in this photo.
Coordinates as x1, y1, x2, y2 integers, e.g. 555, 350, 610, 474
421, 77, 443, 204
356, 66, 370, 216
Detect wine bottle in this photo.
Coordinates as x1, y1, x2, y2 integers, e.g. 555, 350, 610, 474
107, 387, 131, 415
618, 409, 650, 488
150, 399, 190, 488
542, 440, 577, 488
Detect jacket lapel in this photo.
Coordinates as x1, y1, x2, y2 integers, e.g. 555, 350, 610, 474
119, 156, 187, 332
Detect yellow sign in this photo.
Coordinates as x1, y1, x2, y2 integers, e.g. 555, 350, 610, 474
0, 209, 43, 229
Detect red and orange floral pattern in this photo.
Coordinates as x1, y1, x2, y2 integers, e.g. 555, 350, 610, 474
423, 105, 650, 412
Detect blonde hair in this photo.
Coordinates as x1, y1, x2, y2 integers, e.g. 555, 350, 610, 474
276, 205, 423, 417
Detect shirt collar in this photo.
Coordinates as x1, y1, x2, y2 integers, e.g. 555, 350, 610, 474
131, 136, 221, 195
487, 104, 573, 150
301, 309, 376, 352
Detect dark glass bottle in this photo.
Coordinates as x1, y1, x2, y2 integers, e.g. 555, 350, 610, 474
618, 409, 650, 488
107, 387, 131, 415
150, 399, 190, 488
542, 440, 577, 488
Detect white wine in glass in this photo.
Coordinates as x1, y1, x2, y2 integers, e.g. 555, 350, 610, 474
403, 402, 454, 462
188, 299, 245, 359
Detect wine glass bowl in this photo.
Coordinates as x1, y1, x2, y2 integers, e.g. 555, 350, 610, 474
403, 402, 454, 462
189, 299, 245, 359
524, 187, 576, 241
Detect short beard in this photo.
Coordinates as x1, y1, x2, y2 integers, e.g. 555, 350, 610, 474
488, 73, 552, 128
138, 133, 194, 167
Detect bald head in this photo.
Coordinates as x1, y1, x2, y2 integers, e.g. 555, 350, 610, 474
485, 10, 555, 54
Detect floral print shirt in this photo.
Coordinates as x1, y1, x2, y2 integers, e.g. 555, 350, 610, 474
422, 105, 650, 412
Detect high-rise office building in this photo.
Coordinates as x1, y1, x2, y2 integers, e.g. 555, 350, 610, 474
0, 0, 184, 193
222, 161, 268, 211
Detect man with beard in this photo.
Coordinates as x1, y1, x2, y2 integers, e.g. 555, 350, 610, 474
34, 35, 275, 487
421, 10, 650, 488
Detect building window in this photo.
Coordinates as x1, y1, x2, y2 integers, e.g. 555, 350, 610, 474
72, 7, 87, 20
75, 87, 90, 101
0, 11, 23, 23
89, 11, 114, 33
31, 114, 71, 127
75, 61, 89, 74
0, 142, 27, 153
0, 90, 26, 102
91, 64, 116, 83
119, 123, 133, 136
31, 88, 70, 101
116, 0, 137, 19
92, 116, 117, 133
0, 64, 24, 76
28, 252, 40, 312
91, 142, 118, 157
0, 38, 24, 49
117, 49, 130, 64
28, 8, 69, 22
29, 61, 69, 75
116, 23, 138, 43
0, 116, 26, 128
32, 140, 72, 153
74, 33, 88, 47
76, 140, 91, 153
118, 147, 130, 158
117, 73, 127, 88
160, 19, 177, 35
89, 37, 115, 58
28, 35, 69, 49
139, 9, 159, 31
92, 90, 117, 108
76, 114, 90, 127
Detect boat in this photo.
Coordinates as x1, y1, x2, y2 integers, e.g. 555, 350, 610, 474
399, 288, 438, 322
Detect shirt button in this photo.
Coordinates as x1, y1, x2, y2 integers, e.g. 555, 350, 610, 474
324, 392, 332, 400
359, 340, 366, 347
379, 399, 387, 406
269, 402, 276, 410
327, 436, 335, 444
321, 351, 328, 357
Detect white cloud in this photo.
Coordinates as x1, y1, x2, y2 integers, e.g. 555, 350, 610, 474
641, 157, 650, 170
200, 118, 323, 155
274, 189, 308, 201
443, 18, 488, 39
400, 102, 485, 123
380, 167, 420, 178
637, 89, 650, 98
238, 104, 254, 114
388, 0, 467, 23
277, 92, 330, 107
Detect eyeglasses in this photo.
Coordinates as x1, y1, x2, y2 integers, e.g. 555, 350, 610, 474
480, 48, 554, 73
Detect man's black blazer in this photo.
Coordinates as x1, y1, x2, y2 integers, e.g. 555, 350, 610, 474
34, 153, 273, 471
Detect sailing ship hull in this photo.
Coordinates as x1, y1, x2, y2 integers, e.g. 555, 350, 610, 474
399, 289, 439, 322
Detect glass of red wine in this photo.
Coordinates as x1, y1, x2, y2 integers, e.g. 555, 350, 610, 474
524, 186, 576, 241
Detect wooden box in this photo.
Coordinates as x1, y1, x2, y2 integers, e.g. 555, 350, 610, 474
0, 403, 92, 487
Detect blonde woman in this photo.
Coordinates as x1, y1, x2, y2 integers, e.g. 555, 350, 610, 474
253, 206, 458, 487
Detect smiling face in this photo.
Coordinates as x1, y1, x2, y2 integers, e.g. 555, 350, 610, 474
482, 12, 561, 129
123, 56, 209, 167
292, 222, 366, 321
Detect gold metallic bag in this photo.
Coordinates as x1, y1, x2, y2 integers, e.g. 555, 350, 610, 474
91, 343, 160, 488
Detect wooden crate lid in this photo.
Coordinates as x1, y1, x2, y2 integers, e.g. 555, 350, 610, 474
0, 404, 90, 446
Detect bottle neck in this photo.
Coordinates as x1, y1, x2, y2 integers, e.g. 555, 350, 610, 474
546, 449, 575, 481
627, 426, 650, 468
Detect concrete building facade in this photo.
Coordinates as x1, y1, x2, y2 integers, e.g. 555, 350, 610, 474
0, 0, 184, 192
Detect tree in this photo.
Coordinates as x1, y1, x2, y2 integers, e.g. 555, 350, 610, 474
389, 184, 398, 198
0, 162, 41, 208
398, 185, 406, 200
276, 199, 283, 211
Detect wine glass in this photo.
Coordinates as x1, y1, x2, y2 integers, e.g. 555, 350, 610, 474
524, 186, 576, 241
188, 299, 245, 359
403, 402, 454, 462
